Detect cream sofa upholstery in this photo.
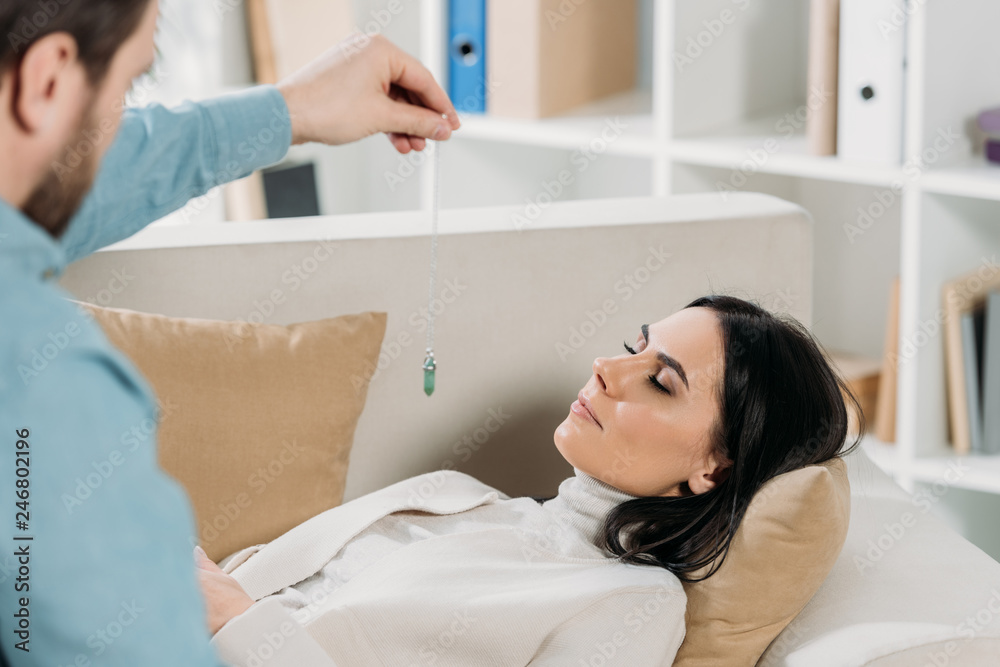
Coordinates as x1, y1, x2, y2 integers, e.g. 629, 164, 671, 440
761, 445, 1000, 666
59, 193, 1000, 665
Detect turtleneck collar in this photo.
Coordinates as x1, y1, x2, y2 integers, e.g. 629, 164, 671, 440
539, 466, 640, 554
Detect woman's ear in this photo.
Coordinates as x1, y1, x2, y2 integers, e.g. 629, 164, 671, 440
687, 456, 732, 495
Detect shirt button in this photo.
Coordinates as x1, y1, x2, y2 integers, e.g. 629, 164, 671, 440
41, 268, 55, 280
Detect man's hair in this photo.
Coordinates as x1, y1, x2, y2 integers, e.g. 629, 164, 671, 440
1, 0, 152, 86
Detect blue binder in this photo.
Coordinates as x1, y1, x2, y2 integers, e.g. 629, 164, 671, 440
448, 0, 487, 113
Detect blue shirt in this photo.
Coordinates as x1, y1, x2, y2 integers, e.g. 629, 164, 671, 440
0, 85, 291, 666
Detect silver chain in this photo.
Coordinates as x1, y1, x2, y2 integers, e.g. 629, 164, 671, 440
425, 139, 440, 361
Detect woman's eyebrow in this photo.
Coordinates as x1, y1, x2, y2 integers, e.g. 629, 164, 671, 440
641, 324, 689, 390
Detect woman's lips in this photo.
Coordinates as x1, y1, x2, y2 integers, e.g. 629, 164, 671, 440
571, 394, 602, 428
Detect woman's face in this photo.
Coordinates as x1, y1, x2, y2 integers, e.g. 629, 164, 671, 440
554, 307, 729, 497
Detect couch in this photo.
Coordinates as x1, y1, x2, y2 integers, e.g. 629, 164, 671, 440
60, 193, 1000, 665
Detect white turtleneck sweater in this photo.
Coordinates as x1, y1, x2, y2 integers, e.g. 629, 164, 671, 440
270, 467, 643, 625
212, 467, 687, 666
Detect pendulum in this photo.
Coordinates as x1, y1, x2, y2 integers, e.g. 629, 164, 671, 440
422, 138, 441, 396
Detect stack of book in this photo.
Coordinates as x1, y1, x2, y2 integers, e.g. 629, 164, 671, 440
944, 267, 1000, 454
806, 0, 907, 164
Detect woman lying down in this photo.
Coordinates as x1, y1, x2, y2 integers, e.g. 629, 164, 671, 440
195, 295, 859, 666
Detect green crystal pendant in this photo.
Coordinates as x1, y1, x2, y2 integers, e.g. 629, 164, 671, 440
422, 352, 437, 397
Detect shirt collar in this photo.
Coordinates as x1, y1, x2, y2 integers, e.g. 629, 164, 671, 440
540, 466, 641, 555
0, 195, 67, 282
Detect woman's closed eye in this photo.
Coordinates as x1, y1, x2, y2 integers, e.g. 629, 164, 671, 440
623, 340, 673, 396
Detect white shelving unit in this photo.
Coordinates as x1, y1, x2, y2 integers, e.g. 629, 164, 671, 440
412, 0, 1000, 557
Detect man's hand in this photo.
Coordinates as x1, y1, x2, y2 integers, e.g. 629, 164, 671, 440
194, 545, 255, 636
276, 33, 461, 153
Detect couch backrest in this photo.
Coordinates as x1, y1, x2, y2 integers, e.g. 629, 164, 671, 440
59, 193, 812, 501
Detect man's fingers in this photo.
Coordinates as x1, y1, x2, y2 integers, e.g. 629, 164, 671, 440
385, 97, 453, 141
386, 47, 460, 131
387, 132, 412, 153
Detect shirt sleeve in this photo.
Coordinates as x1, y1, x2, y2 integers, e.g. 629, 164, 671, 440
526, 585, 687, 667
212, 598, 340, 666
0, 322, 230, 666
59, 84, 292, 263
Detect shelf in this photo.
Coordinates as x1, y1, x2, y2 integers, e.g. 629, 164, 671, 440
910, 455, 1000, 495
920, 158, 1000, 201
669, 113, 905, 187
860, 434, 1000, 495
453, 88, 657, 157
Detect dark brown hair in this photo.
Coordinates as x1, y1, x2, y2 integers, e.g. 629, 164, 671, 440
1, 0, 152, 87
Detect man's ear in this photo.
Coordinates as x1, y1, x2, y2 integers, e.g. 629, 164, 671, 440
687, 456, 732, 495
14, 32, 83, 134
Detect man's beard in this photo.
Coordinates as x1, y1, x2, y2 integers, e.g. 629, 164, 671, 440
22, 105, 101, 240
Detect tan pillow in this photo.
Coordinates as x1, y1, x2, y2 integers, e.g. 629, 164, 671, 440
674, 457, 851, 667
75, 302, 387, 562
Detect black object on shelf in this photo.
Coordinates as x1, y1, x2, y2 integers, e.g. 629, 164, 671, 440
262, 162, 320, 219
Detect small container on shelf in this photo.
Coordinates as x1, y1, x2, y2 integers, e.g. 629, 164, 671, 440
977, 107, 1000, 165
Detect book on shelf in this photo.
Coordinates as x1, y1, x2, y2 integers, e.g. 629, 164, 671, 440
943, 269, 1000, 454
984, 292, 1000, 454
836, 0, 906, 165
960, 308, 986, 453
874, 277, 900, 442
806, 0, 840, 156
449, 0, 487, 113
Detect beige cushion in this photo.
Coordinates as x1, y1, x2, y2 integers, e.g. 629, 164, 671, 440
76, 302, 386, 562
674, 457, 851, 667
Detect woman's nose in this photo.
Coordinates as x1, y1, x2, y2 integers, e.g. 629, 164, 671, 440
592, 356, 610, 393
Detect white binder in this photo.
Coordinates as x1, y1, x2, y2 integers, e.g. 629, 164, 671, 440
837, 0, 907, 164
